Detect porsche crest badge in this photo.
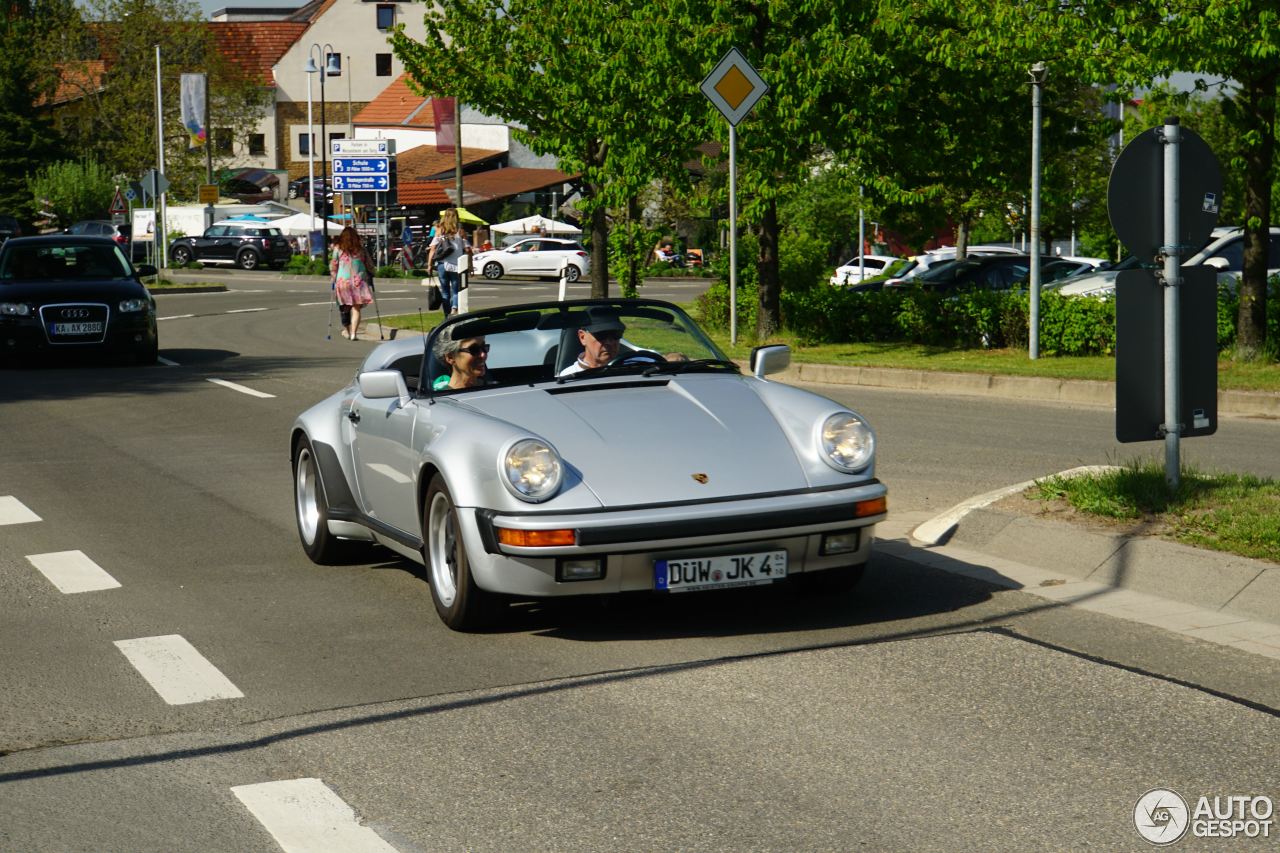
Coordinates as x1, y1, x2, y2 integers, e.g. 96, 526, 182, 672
691, 473, 709, 484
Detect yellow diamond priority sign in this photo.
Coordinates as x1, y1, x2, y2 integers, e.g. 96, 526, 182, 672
701, 47, 768, 127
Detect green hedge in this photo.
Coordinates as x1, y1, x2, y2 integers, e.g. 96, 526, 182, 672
697, 277, 1280, 357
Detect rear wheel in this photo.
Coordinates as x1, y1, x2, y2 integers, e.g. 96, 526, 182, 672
564, 264, 581, 282
170, 245, 192, 266
237, 249, 260, 270
482, 261, 503, 280
294, 437, 348, 564
424, 475, 500, 630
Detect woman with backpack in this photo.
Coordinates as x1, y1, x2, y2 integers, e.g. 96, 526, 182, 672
427, 208, 470, 318
330, 226, 374, 340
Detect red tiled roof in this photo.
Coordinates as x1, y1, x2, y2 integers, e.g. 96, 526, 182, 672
354, 73, 434, 128
45, 60, 106, 106
397, 144, 505, 181
209, 22, 308, 86
398, 181, 451, 206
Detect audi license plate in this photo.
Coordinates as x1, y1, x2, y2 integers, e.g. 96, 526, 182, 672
50, 322, 103, 335
655, 549, 787, 593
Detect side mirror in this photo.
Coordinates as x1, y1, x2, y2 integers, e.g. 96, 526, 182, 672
134, 264, 158, 278
750, 344, 790, 378
358, 369, 411, 406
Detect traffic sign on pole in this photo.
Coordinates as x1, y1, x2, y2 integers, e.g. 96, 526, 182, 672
332, 156, 389, 174
109, 188, 127, 215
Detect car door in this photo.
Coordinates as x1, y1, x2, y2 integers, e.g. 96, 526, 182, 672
504, 242, 533, 275
349, 382, 423, 536
193, 226, 226, 260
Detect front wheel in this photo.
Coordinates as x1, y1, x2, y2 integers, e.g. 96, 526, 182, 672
482, 261, 503, 280
237, 250, 260, 270
170, 245, 192, 266
424, 475, 500, 630
294, 437, 349, 564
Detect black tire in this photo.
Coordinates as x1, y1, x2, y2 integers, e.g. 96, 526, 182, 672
423, 475, 501, 630
237, 249, 260, 270
564, 264, 581, 283
797, 564, 866, 596
288, 186, 299, 199
482, 261, 503, 280
293, 436, 348, 564
170, 245, 192, 266
135, 338, 159, 365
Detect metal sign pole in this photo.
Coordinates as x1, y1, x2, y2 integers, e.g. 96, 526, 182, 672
1029, 62, 1046, 360
1162, 117, 1183, 490
729, 123, 737, 345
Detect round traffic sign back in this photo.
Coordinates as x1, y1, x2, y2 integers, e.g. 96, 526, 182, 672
1107, 123, 1222, 262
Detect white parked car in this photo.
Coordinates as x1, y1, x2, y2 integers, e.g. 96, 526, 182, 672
473, 237, 591, 282
829, 254, 901, 285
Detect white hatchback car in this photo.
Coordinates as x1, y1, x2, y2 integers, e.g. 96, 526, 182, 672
829, 254, 901, 285
473, 237, 591, 282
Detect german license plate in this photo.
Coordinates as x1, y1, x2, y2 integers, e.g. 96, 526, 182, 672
655, 549, 787, 593
50, 322, 103, 335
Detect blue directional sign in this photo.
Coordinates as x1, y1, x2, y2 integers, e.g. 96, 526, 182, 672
333, 156, 389, 175
331, 174, 391, 191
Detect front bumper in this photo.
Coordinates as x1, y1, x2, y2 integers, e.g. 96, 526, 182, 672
460, 481, 888, 597
1, 313, 156, 357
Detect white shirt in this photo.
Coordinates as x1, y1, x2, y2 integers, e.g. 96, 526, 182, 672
558, 357, 589, 376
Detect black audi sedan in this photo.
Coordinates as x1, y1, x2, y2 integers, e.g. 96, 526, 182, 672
0, 235, 159, 365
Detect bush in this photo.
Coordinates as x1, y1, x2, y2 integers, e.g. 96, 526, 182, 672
283, 255, 329, 276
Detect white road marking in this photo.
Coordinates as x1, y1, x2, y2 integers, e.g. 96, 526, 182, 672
233, 289, 270, 294
26, 550, 121, 594
232, 780, 400, 853
158, 356, 180, 367
114, 635, 244, 704
225, 307, 268, 314
0, 496, 42, 525
374, 297, 417, 301
207, 378, 276, 398
298, 301, 333, 306
158, 314, 195, 321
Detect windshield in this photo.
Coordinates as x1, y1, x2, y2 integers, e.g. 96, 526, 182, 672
0, 243, 133, 281
423, 300, 732, 394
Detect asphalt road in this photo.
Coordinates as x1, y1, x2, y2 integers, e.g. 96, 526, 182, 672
1, 275, 1277, 851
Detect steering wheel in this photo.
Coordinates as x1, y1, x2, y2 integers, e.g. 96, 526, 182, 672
607, 349, 666, 368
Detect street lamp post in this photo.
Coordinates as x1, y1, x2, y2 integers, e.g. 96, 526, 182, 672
1028, 61, 1047, 360
306, 44, 341, 256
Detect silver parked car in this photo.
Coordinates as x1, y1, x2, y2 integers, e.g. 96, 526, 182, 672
290, 299, 888, 630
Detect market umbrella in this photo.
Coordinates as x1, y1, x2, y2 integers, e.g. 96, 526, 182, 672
439, 207, 488, 226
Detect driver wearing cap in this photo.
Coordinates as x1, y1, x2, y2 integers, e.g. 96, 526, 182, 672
558, 307, 626, 376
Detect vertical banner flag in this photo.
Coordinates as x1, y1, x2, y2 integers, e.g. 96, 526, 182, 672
180, 73, 207, 148
432, 97, 457, 154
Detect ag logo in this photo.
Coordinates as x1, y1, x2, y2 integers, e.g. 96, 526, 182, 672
1134, 788, 1189, 845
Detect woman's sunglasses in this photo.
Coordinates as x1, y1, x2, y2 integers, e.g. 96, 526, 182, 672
459, 343, 490, 356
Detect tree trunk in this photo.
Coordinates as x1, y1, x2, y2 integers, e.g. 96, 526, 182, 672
588, 190, 609, 299
1237, 69, 1276, 358
756, 198, 781, 339
956, 214, 969, 259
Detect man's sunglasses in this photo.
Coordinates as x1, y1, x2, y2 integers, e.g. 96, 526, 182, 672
459, 343, 490, 356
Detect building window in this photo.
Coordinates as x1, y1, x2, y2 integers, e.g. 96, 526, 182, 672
215, 128, 232, 152
297, 132, 311, 157
376, 4, 394, 29
248, 133, 266, 156
376, 53, 392, 76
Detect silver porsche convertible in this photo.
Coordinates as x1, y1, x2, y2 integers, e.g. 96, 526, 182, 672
290, 299, 888, 630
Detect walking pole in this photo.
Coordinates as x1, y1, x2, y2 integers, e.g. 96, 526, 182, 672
326, 282, 335, 341
370, 282, 385, 340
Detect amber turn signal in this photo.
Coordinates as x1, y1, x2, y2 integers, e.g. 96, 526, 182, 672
854, 496, 887, 518
496, 527, 576, 547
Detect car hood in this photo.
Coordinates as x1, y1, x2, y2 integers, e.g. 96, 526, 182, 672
462, 375, 811, 504
0, 279, 149, 302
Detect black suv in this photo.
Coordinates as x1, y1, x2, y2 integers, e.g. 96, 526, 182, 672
0, 214, 21, 244
168, 222, 295, 270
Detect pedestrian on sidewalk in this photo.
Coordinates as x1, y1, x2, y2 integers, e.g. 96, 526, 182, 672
427, 208, 470, 318
330, 226, 374, 341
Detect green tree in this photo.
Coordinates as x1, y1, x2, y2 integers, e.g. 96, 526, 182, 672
0, 1, 66, 223
390, 0, 709, 298
48, 0, 270, 200
29, 158, 118, 225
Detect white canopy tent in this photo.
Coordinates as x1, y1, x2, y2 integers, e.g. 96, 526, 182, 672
271, 212, 345, 237
489, 214, 581, 237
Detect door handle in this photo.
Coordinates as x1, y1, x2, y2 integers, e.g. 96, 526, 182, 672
347, 409, 360, 424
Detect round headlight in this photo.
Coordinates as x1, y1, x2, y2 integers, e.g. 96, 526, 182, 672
819, 412, 874, 472
501, 438, 563, 502
119, 298, 149, 312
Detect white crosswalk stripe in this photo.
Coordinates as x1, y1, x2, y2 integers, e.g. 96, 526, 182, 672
0, 496, 41, 525
114, 635, 244, 705
207, 378, 276, 398
26, 550, 121, 594
231, 779, 400, 852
